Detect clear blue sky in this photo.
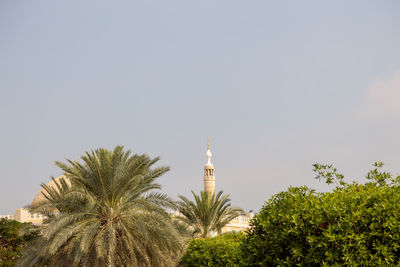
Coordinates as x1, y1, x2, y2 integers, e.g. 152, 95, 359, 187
1, 1, 400, 214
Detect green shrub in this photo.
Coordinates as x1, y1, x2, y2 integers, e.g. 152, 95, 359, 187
240, 162, 400, 266
180, 232, 244, 267
0, 219, 39, 266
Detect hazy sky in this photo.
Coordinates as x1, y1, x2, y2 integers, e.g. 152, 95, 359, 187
1, 1, 400, 214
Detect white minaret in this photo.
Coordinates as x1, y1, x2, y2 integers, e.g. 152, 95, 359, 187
204, 138, 215, 195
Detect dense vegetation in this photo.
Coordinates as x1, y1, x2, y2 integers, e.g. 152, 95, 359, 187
0, 219, 38, 266
241, 162, 400, 266
180, 232, 243, 267
15, 144, 400, 266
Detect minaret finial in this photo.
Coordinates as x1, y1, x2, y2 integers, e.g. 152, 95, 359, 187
204, 137, 215, 195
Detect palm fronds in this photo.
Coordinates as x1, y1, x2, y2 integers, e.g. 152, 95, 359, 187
176, 190, 244, 238
18, 146, 183, 267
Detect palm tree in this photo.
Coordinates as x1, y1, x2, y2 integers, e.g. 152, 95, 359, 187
176, 190, 244, 238
18, 146, 184, 267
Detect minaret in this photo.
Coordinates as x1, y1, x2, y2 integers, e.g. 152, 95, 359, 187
204, 138, 215, 195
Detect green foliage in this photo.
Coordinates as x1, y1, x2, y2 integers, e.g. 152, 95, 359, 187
18, 146, 184, 267
312, 163, 346, 187
241, 162, 400, 266
180, 232, 244, 267
176, 191, 244, 238
0, 219, 39, 266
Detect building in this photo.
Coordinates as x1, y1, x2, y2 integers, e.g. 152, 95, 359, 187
204, 139, 216, 195
203, 139, 253, 233
221, 214, 253, 233
0, 178, 64, 225
0, 209, 44, 225
14, 208, 45, 225
0, 214, 14, 220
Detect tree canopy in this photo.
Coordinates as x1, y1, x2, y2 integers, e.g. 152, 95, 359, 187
18, 146, 183, 267
240, 162, 400, 266
176, 190, 244, 238
0, 219, 39, 266
180, 232, 244, 267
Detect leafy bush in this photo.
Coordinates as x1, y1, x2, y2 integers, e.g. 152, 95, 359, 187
240, 162, 400, 266
180, 232, 244, 267
0, 219, 39, 266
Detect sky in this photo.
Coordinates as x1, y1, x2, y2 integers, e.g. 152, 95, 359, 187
1, 1, 400, 214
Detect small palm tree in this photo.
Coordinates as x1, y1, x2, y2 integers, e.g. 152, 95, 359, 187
176, 191, 244, 238
18, 146, 183, 267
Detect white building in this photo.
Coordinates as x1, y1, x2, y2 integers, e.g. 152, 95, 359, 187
0, 208, 45, 225
0, 214, 14, 220
14, 208, 45, 225
203, 139, 253, 233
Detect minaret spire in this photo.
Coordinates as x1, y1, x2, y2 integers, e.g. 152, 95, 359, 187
204, 138, 215, 195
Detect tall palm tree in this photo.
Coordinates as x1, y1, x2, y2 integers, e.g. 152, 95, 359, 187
18, 146, 183, 267
176, 191, 244, 238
